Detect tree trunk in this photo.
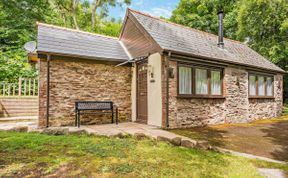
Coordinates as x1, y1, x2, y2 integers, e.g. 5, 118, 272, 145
71, 0, 79, 30
91, 0, 101, 31
60, 13, 67, 27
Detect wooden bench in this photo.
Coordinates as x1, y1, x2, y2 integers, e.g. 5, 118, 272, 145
75, 101, 118, 128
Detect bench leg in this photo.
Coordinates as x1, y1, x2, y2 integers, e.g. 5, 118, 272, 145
75, 111, 78, 127
77, 112, 80, 128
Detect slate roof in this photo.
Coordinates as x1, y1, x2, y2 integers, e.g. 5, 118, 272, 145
129, 9, 284, 73
37, 23, 129, 61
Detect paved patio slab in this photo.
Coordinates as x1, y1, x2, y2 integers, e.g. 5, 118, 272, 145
79, 122, 186, 140
257, 168, 286, 178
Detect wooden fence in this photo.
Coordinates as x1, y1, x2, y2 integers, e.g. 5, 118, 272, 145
0, 77, 39, 97
0, 97, 38, 117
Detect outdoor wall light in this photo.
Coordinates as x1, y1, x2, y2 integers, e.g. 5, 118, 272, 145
148, 65, 154, 78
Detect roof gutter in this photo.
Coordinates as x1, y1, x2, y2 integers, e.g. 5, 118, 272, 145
164, 49, 285, 74
115, 56, 148, 67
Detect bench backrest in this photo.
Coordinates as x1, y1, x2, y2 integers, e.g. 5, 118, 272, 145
75, 101, 113, 110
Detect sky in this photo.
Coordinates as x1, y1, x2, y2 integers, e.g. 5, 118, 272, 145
107, 0, 180, 20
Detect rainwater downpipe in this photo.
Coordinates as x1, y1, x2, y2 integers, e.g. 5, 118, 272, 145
46, 54, 51, 128
166, 51, 172, 128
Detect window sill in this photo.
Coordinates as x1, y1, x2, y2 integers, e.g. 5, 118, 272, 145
177, 95, 226, 99
249, 96, 275, 99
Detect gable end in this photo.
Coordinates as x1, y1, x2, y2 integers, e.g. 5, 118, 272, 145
119, 10, 162, 58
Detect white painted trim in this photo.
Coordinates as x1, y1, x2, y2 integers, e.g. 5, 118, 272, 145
131, 64, 137, 122
119, 41, 132, 60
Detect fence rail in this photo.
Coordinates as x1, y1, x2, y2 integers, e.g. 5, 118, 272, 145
0, 77, 39, 97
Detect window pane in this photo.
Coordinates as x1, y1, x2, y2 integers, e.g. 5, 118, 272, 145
211, 71, 221, 95
267, 77, 273, 96
258, 76, 265, 96
196, 68, 208, 94
249, 75, 256, 96
179, 67, 192, 94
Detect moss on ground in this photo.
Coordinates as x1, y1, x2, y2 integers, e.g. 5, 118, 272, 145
0, 131, 284, 177
170, 115, 288, 176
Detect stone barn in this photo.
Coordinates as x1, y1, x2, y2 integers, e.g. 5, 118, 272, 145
35, 8, 284, 128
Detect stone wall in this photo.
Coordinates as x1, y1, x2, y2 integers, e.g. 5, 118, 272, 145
167, 60, 283, 128
38, 58, 132, 127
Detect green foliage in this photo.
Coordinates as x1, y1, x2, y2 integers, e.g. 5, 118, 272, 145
237, 0, 288, 67
171, 0, 288, 99
0, 0, 128, 82
170, 0, 238, 38
0, 52, 37, 82
0, 0, 59, 82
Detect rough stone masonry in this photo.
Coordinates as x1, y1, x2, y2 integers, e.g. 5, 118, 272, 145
38, 58, 132, 127
167, 60, 283, 128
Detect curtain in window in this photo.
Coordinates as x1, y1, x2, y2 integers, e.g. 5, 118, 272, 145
211, 71, 221, 95
249, 75, 256, 96
267, 77, 273, 96
258, 76, 265, 96
179, 67, 192, 94
196, 68, 208, 94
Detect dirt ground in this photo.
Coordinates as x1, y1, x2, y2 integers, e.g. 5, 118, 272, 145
171, 116, 288, 161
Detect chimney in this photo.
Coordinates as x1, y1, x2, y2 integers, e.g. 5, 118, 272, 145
217, 10, 224, 48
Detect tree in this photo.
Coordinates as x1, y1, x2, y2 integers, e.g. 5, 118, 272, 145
170, 0, 238, 39
91, 0, 131, 31
0, 0, 59, 81
237, 0, 288, 69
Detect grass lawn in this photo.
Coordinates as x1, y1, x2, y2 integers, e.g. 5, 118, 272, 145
0, 132, 287, 177
283, 104, 288, 115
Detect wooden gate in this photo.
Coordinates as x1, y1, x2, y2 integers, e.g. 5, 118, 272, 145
136, 60, 148, 124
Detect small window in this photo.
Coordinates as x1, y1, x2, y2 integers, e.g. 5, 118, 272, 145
267, 77, 273, 96
249, 75, 256, 96
179, 66, 192, 94
177, 64, 223, 97
211, 71, 221, 95
249, 74, 274, 97
195, 68, 208, 95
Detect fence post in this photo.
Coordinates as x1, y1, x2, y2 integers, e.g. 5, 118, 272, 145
3, 83, 5, 96
8, 83, 10, 96
24, 78, 26, 96
13, 83, 15, 96
18, 77, 22, 96
28, 78, 31, 96
33, 79, 36, 96
37, 78, 39, 96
